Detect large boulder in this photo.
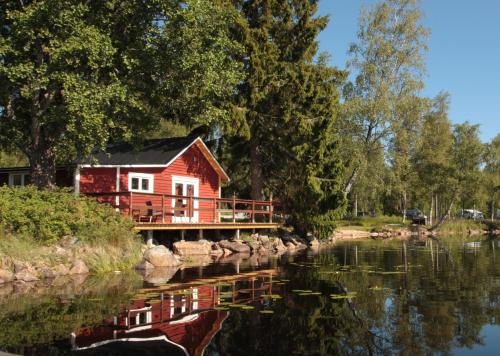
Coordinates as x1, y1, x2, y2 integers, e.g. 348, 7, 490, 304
211, 243, 224, 256
309, 238, 320, 248
40, 267, 57, 279
244, 240, 261, 252
14, 268, 39, 282
272, 238, 286, 252
13, 261, 28, 274
258, 235, 271, 249
257, 246, 269, 255
53, 264, 70, 276
70, 260, 90, 274
143, 245, 181, 267
290, 238, 307, 249
286, 242, 296, 251
173, 240, 212, 256
135, 260, 155, 270
0, 269, 14, 284
218, 240, 251, 254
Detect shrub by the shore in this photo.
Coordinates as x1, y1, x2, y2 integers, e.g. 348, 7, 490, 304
0, 186, 142, 273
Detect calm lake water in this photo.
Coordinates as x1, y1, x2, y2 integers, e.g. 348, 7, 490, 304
0, 237, 499, 355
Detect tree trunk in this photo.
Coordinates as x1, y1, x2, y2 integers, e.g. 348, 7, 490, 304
435, 193, 439, 221
354, 193, 358, 218
28, 135, 57, 190
343, 166, 359, 195
492, 200, 495, 222
250, 135, 264, 200
429, 193, 433, 226
402, 190, 407, 224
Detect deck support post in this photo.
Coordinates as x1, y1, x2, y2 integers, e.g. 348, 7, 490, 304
129, 192, 133, 218
235, 229, 240, 241
146, 230, 154, 247
269, 193, 273, 223
213, 198, 217, 223
198, 229, 204, 241
232, 193, 236, 223
161, 194, 165, 223
180, 230, 185, 241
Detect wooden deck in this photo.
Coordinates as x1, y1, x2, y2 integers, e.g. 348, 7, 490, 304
134, 222, 282, 231
87, 191, 283, 231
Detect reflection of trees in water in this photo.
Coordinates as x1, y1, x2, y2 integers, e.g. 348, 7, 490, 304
0, 272, 142, 351
207, 239, 500, 355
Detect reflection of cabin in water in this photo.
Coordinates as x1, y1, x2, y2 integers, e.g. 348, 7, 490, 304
0, 136, 282, 234
72, 271, 277, 355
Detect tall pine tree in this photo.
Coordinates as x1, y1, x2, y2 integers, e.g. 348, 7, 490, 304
225, 1, 346, 237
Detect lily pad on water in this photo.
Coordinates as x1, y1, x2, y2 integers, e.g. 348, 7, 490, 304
259, 310, 274, 314
298, 292, 321, 296
330, 292, 357, 299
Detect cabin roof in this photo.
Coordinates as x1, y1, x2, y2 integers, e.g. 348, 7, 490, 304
83, 136, 195, 166
80, 136, 230, 182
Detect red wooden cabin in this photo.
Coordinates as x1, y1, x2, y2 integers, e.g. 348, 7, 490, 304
76, 136, 230, 224
0, 136, 279, 228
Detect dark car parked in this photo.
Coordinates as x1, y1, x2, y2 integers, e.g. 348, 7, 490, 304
403, 209, 427, 225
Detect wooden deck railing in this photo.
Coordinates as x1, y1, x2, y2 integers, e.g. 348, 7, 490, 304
86, 191, 282, 224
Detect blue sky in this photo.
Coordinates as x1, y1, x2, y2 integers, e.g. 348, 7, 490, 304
317, 0, 500, 142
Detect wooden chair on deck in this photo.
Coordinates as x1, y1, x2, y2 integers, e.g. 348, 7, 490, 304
132, 201, 163, 223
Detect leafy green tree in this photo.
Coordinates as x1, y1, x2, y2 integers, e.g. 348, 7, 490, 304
0, 149, 27, 167
413, 93, 454, 224
0, 0, 242, 188
342, 0, 428, 195
388, 96, 427, 219
483, 134, 500, 220
452, 123, 485, 212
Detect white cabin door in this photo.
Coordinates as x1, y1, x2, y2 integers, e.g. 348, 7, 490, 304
172, 176, 199, 223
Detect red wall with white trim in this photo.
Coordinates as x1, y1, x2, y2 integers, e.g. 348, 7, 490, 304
79, 144, 220, 223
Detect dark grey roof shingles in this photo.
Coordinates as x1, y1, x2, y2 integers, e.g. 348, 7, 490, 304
82, 136, 197, 166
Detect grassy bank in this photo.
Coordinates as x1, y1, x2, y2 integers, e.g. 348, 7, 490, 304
337, 215, 407, 232
0, 186, 142, 274
435, 219, 499, 235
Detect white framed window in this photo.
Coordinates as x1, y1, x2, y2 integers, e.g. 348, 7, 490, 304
8, 172, 31, 187
128, 172, 154, 193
